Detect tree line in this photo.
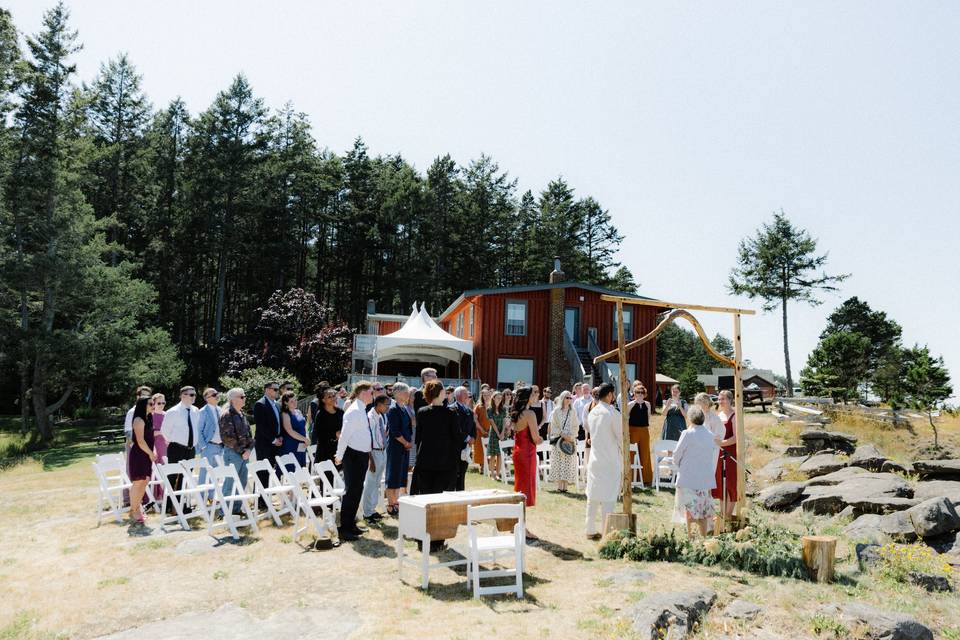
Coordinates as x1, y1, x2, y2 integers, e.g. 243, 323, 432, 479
0, 5, 634, 440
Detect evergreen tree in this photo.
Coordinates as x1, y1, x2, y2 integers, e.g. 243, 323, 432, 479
820, 296, 902, 379
902, 346, 952, 448
728, 211, 849, 395
799, 331, 871, 402
578, 196, 623, 284
609, 265, 638, 293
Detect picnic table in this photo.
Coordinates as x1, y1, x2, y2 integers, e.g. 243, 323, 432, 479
95, 427, 126, 446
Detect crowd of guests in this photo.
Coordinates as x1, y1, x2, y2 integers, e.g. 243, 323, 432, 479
121, 370, 740, 543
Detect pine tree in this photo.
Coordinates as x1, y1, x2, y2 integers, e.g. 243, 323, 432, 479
609, 265, 638, 293
901, 346, 952, 448
578, 196, 623, 284
728, 211, 849, 395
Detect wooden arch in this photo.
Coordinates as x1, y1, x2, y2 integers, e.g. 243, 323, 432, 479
593, 297, 754, 534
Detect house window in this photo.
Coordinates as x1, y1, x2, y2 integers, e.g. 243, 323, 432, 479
613, 307, 633, 341
505, 300, 527, 336
497, 358, 534, 388
457, 311, 464, 338
606, 363, 637, 383
468, 305, 474, 337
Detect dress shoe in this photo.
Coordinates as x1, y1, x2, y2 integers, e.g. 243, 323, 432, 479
338, 528, 360, 541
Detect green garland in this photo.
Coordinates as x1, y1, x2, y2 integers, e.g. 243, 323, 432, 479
599, 524, 809, 580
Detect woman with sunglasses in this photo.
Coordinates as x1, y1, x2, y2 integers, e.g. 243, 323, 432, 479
311, 384, 343, 469
149, 393, 167, 501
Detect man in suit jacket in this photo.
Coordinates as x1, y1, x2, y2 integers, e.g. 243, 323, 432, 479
253, 381, 281, 505
449, 386, 475, 491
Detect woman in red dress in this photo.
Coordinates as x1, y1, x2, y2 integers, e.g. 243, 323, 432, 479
511, 386, 542, 539
711, 389, 738, 519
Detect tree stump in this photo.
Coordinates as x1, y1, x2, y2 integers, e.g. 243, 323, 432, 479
801, 535, 837, 583
603, 512, 636, 536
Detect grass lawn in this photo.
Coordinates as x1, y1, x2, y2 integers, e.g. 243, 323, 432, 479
0, 410, 958, 639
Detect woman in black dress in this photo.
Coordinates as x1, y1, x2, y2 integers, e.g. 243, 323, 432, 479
127, 396, 156, 526
311, 385, 343, 467
385, 383, 413, 515
411, 380, 460, 495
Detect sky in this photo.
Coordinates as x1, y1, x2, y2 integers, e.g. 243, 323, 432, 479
7, 1, 959, 392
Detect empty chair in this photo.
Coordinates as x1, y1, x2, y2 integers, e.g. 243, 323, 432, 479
281, 465, 339, 544
315, 459, 346, 499
465, 502, 525, 598
276, 452, 302, 477
575, 440, 587, 491
652, 439, 679, 491
498, 439, 515, 484
535, 441, 552, 485
208, 464, 259, 540
629, 443, 645, 489
248, 459, 296, 526
157, 461, 212, 530
93, 453, 132, 525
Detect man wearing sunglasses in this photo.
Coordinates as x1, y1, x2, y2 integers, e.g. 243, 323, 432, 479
253, 381, 283, 506
161, 386, 201, 499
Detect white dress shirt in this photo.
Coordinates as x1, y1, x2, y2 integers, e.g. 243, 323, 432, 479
573, 396, 590, 425
124, 405, 136, 438
541, 399, 555, 425
673, 425, 718, 491
160, 401, 200, 447
367, 407, 387, 450
336, 400, 371, 460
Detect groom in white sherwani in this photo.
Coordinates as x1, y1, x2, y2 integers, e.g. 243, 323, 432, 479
585, 382, 623, 540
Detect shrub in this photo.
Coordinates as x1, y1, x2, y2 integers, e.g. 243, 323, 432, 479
876, 542, 952, 584
219, 366, 302, 422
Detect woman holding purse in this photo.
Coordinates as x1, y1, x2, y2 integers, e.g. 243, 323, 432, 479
548, 390, 580, 492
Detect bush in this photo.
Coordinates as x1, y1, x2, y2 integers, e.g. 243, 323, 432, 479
876, 542, 952, 584
599, 523, 809, 580
219, 366, 302, 423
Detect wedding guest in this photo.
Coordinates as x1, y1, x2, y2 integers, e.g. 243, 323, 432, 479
661, 384, 688, 442
196, 388, 222, 499
413, 367, 437, 412
311, 385, 342, 468
711, 389, 739, 520
548, 390, 579, 492
472, 387, 492, 467
450, 387, 475, 491
123, 385, 152, 506
362, 394, 390, 523
150, 393, 168, 464
335, 385, 347, 409
335, 381, 374, 540
280, 391, 309, 470
127, 396, 157, 526
160, 386, 200, 497
511, 386, 542, 539
487, 391, 507, 480
627, 383, 653, 486
528, 385, 544, 438
694, 392, 725, 472
539, 386, 555, 439
253, 381, 282, 506
573, 382, 591, 430
443, 385, 455, 407
585, 383, 622, 540
671, 406, 716, 537
411, 380, 459, 495
385, 383, 413, 515
279, 380, 295, 395
219, 387, 254, 513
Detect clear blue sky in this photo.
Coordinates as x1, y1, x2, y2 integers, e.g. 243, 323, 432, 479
8, 1, 959, 393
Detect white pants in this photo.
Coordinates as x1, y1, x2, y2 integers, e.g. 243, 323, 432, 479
361, 449, 386, 517
585, 499, 614, 535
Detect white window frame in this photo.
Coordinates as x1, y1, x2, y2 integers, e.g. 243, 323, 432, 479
468, 305, 474, 337
505, 300, 527, 337
457, 311, 465, 338
613, 307, 633, 341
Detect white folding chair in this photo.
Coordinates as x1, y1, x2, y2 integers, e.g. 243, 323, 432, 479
575, 440, 587, 491
93, 453, 131, 525
652, 439, 678, 491
480, 437, 490, 477
306, 444, 318, 474
281, 465, 339, 543
499, 439, 515, 484
315, 459, 346, 499
208, 464, 259, 540
466, 503, 525, 599
536, 441, 552, 486
629, 443, 645, 489
277, 452, 302, 476
157, 461, 213, 530
248, 459, 296, 526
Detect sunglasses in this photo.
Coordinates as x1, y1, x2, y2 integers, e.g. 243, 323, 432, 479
183, 393, 196, 397
155, 401, 166, 406
268, 387, 279, 392
238, 394, 246, 399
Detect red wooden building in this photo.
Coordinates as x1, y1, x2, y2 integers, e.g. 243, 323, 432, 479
359, 262, 664, 392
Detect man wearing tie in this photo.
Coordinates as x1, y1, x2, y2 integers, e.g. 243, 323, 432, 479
335, 381, 374, 540
161, 386, 201, 501
253, 381, 282, 506
450, 387, 475, 491
361, 394, 390, 524
197, 388, 223, 499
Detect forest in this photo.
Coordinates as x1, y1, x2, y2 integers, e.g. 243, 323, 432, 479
0, 5, 637, 438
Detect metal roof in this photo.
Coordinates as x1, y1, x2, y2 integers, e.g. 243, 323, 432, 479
439, 282, 655, 320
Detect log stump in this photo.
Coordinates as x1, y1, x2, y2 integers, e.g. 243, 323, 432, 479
603, 512, 637, 536
802, 535, 837, 583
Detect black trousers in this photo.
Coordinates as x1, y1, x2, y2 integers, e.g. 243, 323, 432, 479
339, 447, 368, 532
414, 468, 455, 495
453, 460, 468, 491
166, 441, 193, 495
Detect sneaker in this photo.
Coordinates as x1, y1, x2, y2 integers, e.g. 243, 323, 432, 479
366, 512, 384, 522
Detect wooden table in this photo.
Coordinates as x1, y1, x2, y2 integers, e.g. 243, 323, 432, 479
396, 489, 525, 589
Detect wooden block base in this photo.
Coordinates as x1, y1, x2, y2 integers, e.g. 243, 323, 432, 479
603, 512, 637, 536
801, 535, 837, 583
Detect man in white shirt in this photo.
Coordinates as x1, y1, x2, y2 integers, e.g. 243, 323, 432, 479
361, 394, 390, 524
161, 386, 201, 497
572, 382, 591, 426
335, 381, 374, 540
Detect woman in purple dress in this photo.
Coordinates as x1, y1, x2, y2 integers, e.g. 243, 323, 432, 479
150, 393, 167, 501
128, 397, 157, 526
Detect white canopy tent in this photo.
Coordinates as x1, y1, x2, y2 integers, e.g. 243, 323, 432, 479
372, 303, 473, 375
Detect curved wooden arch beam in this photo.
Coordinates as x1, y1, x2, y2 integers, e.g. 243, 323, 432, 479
593, 309, 736, 368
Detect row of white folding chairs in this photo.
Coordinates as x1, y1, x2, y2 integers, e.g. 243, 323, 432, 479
276, 453, 341, 543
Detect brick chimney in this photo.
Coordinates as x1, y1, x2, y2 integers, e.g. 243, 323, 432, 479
547, 257, 569, 391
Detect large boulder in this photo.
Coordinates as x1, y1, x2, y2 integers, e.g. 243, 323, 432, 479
847, 497, 960, 542
799, 429, 858, 454
848, 444, 887, 471
629, 589, 716, 639
881, 460, 914, 475
722, 599, 763, 620
755, 456, 806, 482
912, 480, 960, 506
817, 603, 933, 640
798, 453, 849, 478
805, 466, 868, 486
757, 482, 807, 510
800, 473, 913, 516
913, 459, 960, 481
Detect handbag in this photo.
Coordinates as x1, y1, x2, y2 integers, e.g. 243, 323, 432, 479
549, 411, 571, 449
558, 439, 576, 456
